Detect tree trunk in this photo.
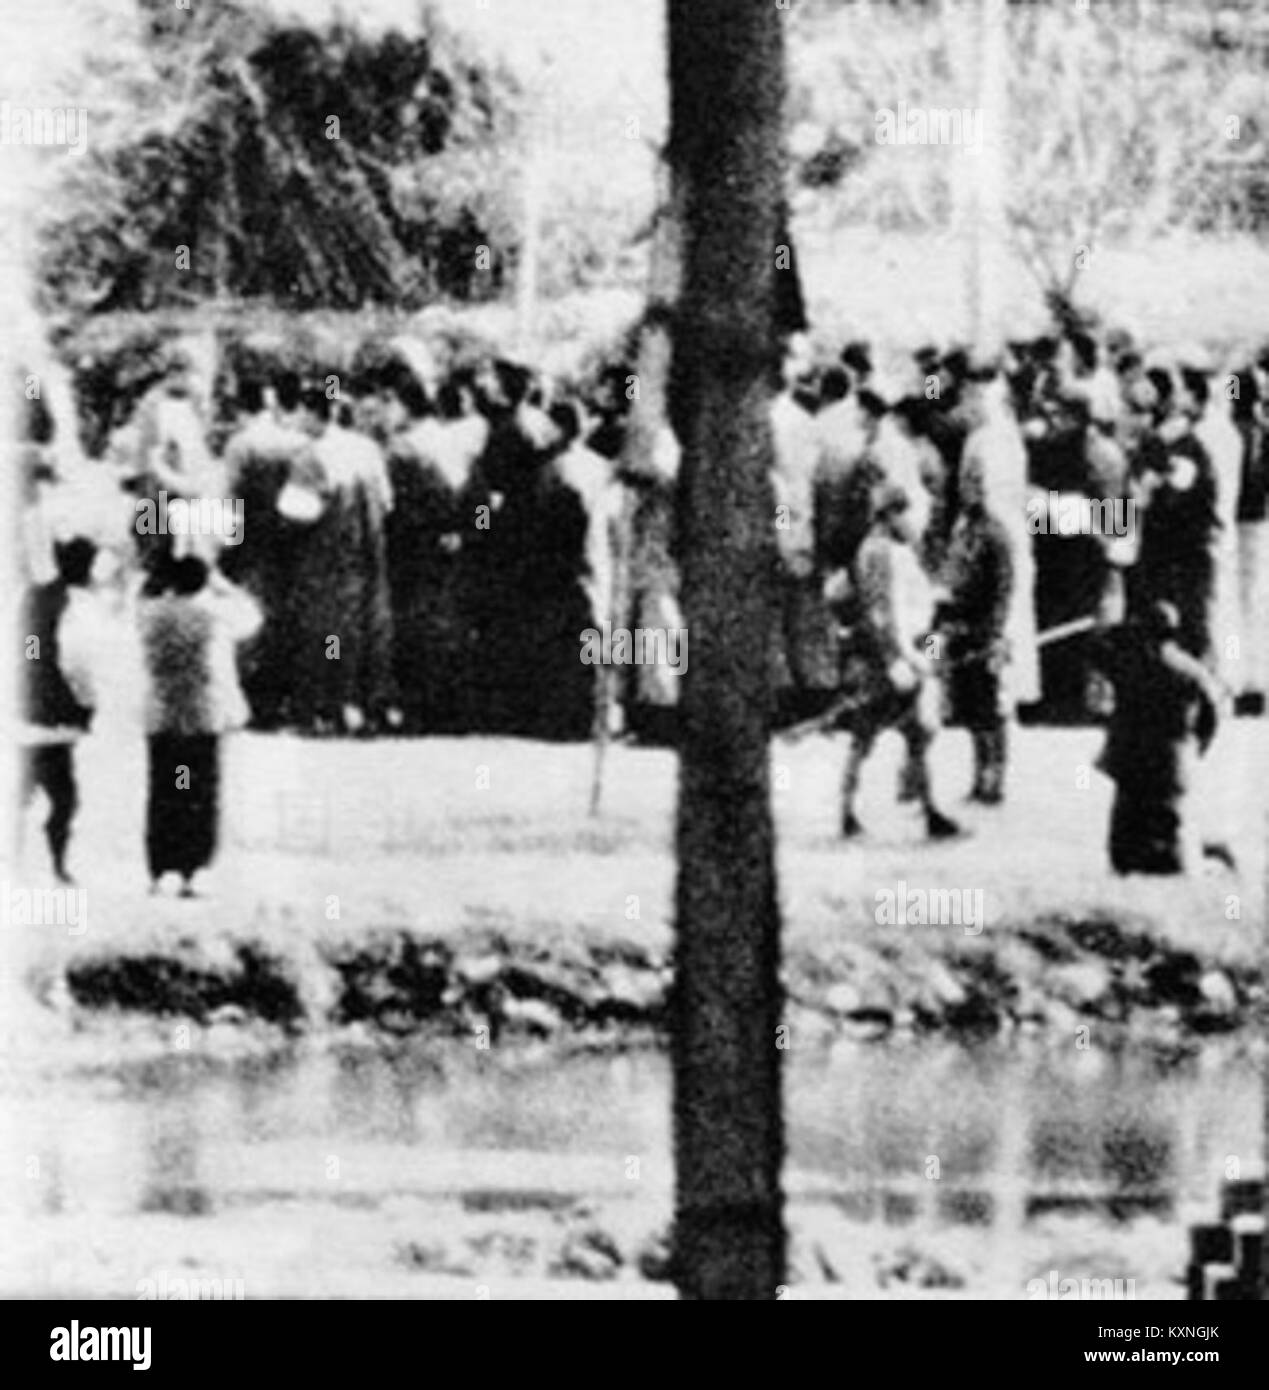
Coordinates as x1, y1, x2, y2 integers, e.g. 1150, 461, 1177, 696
668, 0, 787, 1300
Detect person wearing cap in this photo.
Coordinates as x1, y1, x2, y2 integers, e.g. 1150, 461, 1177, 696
1093, 600, 1222, 875
939, 447, 1015, 804
832, 484, 961, 841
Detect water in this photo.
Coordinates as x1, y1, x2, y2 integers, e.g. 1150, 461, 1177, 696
9, 1036, 1256, 1216
2, 1033, 1258, 1295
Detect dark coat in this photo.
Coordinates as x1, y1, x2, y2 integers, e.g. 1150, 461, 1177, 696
1094, 621, 1216, 875
20, 581, 92, 730
1127, 430, 1218, 659
940, 510, 1014, 729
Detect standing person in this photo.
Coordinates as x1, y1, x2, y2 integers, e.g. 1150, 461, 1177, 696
1127, 365, 1218, 663
1079, 394, 1132, 715
18, 538, 99, 883
385, 373, 481, 733
833, 486, 961, 841
137, 557, 261, 896
816, 382, 891, 584
1180, 353, 1245, 867
130, 346, 226, 573
959, 358, 1041, 712
552, 397, 623, 636
460, 359, 555, 733
771, 354, 836, 720
291, 390, 398, 735
384, 373, 443, 732
220, 371, 317, 728
940, 453, 1015, 804
1182, 351, 1242, 689
491, 403, 594, 741
1094, 601, 1221, 876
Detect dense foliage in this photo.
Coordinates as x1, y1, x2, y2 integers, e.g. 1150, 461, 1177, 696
37, 0, 520, 321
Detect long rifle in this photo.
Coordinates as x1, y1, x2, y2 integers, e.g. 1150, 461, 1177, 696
777, 614, 1099, 744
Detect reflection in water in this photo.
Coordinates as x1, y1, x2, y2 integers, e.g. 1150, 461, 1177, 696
11, 1038, 1258, 1241
789, 1041, 1256, 1227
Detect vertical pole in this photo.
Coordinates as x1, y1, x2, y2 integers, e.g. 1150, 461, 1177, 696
669, 0, 787, 1300
973, 0, 1008, 353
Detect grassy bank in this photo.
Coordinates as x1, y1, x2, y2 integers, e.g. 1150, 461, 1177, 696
11, 724, 1265, 1046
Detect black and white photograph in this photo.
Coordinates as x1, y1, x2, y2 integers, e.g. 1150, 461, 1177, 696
2, 0, 1268, 1335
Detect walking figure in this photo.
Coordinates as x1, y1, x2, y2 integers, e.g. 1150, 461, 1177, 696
18, 538, 99, 883
833, 486, 962, 841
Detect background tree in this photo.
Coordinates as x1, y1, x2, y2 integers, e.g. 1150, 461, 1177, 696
668, 0, 787, 1301
36, 0, 520, 322
786, 0, 1269, 328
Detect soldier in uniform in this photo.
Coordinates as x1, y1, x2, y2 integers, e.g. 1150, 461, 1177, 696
940, 453, 1015, 803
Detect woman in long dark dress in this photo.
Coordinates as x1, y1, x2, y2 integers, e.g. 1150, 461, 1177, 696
289, 392, 397, 734
138, 556, 261, 895
220, 374, 316, 727
385, 375, 483, 732
501, 404, 597, 742
455, 360, 543, 734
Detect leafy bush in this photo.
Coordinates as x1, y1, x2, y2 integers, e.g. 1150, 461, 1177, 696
37, 0, 521, 320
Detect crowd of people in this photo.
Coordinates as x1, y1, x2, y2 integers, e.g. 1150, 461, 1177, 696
16, 311, 1268, 886
769, 323, 1265, 870
120, 347, 618, 744
17, 338, 637, 891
